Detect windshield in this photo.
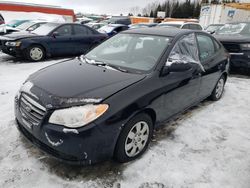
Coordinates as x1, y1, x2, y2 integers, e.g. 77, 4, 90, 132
7, 20, 28, 27
16, 22, 34, 30
7, 20, 18, 26
32, 23, 60, 35
158, 23, 182, 28
216, 23, 250, 35
206, 25, 222, 32
86, 34, 170, 73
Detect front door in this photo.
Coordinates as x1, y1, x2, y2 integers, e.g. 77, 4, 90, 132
156, 33, 203, 122
49, 25, 74, 56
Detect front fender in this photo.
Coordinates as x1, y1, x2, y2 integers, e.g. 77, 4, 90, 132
20, 40, 50, 56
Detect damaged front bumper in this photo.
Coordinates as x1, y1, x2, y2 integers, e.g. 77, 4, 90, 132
14, 93, 118, 165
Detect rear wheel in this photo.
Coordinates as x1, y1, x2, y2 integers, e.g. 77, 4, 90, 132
114, 113, 153, 163
210, 75, 225, 101
25, 45, 45, 62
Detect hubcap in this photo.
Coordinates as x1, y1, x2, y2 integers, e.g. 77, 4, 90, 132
30, 47, 43, 61
215, 78, 224, 99
125, 121, 149, 157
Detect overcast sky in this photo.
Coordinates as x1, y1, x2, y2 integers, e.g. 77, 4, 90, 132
5, 0, 166, 15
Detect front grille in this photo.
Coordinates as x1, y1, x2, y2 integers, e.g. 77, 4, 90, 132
222, 43, 241, 53
19, 93, 46, 127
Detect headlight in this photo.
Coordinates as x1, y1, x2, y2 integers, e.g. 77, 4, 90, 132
49, 104, 109, 128
241, 43, 250, 50
5, 41, 21, 47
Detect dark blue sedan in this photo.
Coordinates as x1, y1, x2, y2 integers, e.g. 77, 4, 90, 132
0, 23, 107, 61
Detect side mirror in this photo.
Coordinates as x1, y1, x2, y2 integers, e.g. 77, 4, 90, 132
52, 31, 59, 38
161, 60, 192, 76
112, 31, 118, 35
210, 31, 215, 34
27, 27, 34, 32
168, 62, 192, 72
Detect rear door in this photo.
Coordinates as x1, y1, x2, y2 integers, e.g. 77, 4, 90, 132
196, 33, 227, 99
49, 24, 74, 56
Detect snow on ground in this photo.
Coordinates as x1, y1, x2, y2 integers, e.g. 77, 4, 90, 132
0, 52, 250, 188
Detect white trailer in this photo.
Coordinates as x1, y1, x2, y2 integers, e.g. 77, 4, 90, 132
199, 3, 250, 27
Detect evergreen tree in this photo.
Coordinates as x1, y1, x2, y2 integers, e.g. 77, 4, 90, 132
150, 10, 154, 18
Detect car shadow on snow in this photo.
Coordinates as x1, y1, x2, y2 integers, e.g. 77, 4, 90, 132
17, 99, 215, 187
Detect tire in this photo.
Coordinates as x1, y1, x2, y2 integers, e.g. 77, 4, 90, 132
25, 45, 45, 62
210, 75, 226, 101
114, 113, 153, 163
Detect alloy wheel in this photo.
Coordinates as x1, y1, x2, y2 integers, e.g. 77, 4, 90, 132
125, 121, 149, 157
215, 78, 225, 99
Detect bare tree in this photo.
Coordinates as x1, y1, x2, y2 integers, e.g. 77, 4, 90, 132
142, 1, 160, 17
130, 6, 141, 16
168, 1, 177, 17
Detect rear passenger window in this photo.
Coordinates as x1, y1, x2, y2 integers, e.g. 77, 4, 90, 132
182, 24, 189, 29
189, 24, 202, 30
74, 25, 93, 35
214, 40, 221, 51
196, 25, 203, 30
197, 34, 215, 61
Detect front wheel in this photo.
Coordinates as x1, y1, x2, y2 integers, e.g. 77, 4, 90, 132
25, 45, 45, 62
114, 113, 153, 163
210, 75, 225, 101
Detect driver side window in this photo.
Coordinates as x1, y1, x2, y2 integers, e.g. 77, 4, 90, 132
167, 33, 199, 66
55, 25, 72, 36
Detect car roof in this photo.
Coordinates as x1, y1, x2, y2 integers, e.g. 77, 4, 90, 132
87, 22, 104, 25
159, 21, 184, 25
208, 24, 224, 26
123, 27, 195, 37
160, 21, 200, 25
108, 24, 127, 27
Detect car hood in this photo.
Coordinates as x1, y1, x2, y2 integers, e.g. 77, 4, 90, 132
214, 34, 250, 43
22, 58, 146, 109
1, 32, 43, 40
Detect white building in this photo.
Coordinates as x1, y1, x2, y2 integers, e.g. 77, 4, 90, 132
199, 3, 250, 27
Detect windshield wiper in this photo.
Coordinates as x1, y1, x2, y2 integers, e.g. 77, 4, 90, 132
79, 55, 129, 73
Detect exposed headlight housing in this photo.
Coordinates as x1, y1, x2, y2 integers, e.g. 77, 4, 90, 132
241, 43, 250, 50
49, 104, 109, 128
5, 41, 21, 47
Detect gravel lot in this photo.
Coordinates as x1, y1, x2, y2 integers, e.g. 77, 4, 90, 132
1, 52, 250, 188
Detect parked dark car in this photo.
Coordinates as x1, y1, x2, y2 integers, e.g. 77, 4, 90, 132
0, 14, 4, 25
214, 22, 250, 72
108, 16, 131, 25
0, 23, 107, 61
205, 24, 224, 34
98, 24, 129, 37
15, 28, 229, 165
